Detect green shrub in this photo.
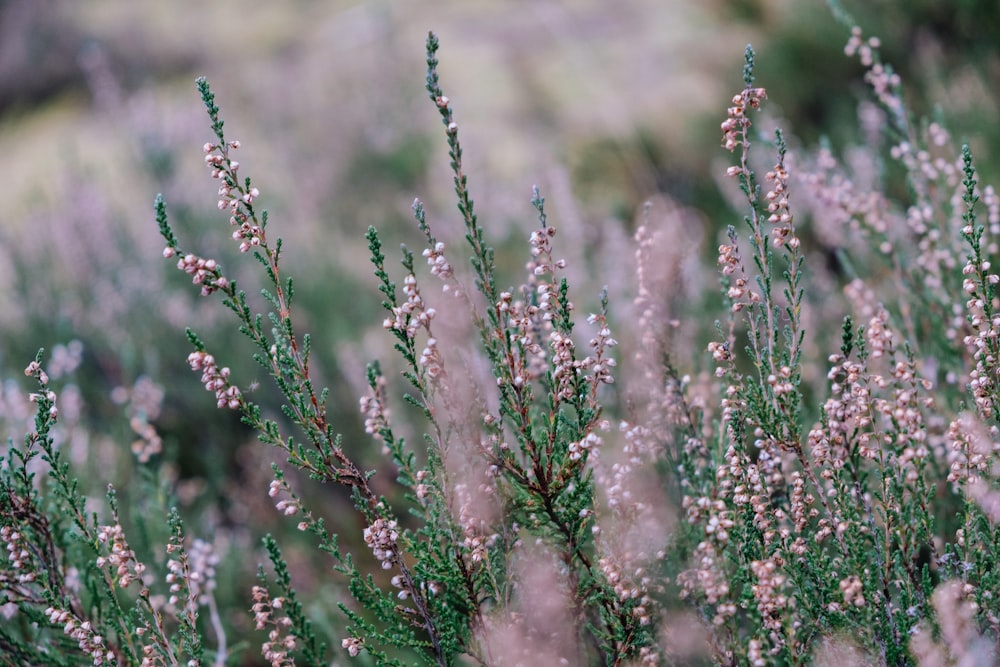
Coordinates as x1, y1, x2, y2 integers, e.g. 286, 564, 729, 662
3, 7, 1000, 666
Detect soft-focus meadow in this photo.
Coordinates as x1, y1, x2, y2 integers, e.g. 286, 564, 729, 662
4, 1, 1000, 665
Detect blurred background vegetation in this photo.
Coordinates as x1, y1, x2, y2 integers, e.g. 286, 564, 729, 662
1, 0, 999, 663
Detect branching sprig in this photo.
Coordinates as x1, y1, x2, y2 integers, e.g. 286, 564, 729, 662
720, 46, 804, 451
159, 76, 452, 666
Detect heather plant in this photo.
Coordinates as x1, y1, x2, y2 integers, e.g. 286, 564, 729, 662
4, 9, 1000, 667
671, 14, 1000, 665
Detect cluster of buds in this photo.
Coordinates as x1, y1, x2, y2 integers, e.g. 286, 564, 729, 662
839, 575, 866, 608
843, 26, 880, 66
383, 274, 436, 339
787, 471, 817, 533
267, 478, 305, 526
721, 86, 767, 153
527, 224, 567, 339
422, 241, 453, 279
497, 291, 545, 378
567, 432, 602, 462
164, 537, 219, 612
716, 241, 741, 277
363, 518, 399, 569
866, 68, 902, 119
96, 524, 145, 589
460, 527, 498, 565
1, 525, 35, 584
203, 141, 265, 253
726, 276, 750, 303
676, 541, 733, 617
341, 636, 363, 658
534, 271, 563, 325
166, 250, 229, 297
452, 481, 501, 565
749, 558, 788, 633
251, 585, 295, 666
548, 330, 577, 400
23, 359, 49, 384
765, 366, 796, 397
45, 607, 115, 666
187, 351, 241, 409
231, 216, 264, 253
764, 162, 797, 248
28, 390, 57, 418
718, 230, 760, 316
945, 413, 994, 487
389, 573, 412, 600
815, 412, 868, 470
203, 141, 237, 178
876, 361, 933, 472
843, 27, 903, 123
164, 547, 188, 610
959, 256, 1000, 419
528, 221, 567, 324
598, 557, 653, 627
864, 308, 895, 360
527, 225, 566, 278
581, 312, 618, 389
137, 640, 167, 667
414, 469, 431, 502
707, 341, 734, 378
418, 337, 445, 381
